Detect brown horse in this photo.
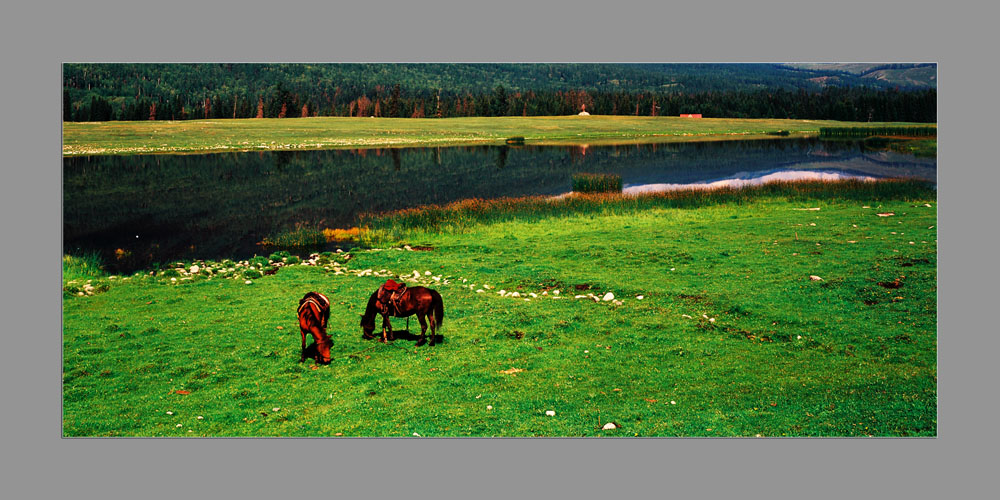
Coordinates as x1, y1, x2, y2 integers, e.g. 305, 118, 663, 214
298, 291, 332, 363
360, 283, 444, 346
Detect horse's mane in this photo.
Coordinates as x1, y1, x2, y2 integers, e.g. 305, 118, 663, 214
361, 290, 380, 323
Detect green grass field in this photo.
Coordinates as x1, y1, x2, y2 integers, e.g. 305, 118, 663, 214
61, 116, 934, 156
62, 182, 937, 437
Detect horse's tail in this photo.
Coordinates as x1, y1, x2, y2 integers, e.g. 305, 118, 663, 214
432, 290, 444, 328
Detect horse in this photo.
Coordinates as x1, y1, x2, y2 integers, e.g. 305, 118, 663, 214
360, 282, 444, 346
298, 291, 332, 364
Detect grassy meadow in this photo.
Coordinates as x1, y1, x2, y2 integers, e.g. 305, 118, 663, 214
61, 115, 934, 156
62, 181, 937, 437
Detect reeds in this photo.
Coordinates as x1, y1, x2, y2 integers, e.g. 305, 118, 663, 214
360, 178, 935, 237
572, 173, 622, 193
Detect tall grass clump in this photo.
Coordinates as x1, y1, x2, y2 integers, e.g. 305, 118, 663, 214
258, 224, 327, 247
361, 178, 935, 241
63, 252, 106, 281
820, 126, 937, 138
572, 173, 622, 194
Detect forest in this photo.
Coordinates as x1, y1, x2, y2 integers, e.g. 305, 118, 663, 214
63, 63, 937, 123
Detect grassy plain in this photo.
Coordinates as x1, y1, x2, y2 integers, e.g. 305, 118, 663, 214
61, 116, 933, 156
63, 181, 937, 437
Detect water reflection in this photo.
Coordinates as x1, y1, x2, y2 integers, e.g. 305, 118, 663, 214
63, 138, 935, 272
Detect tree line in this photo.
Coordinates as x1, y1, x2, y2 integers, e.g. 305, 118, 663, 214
63, 63, 936, 123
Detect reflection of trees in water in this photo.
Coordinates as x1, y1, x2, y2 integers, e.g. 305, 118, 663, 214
64, 139, 932, 271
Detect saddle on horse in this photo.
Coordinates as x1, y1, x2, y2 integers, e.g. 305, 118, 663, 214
380, 279, 407, 315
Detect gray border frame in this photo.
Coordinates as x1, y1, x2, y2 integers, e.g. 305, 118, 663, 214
6, 0, 992, 497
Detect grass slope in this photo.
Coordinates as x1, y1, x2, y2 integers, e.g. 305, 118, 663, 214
61, 116, 933, 156
63, 184, 936, 437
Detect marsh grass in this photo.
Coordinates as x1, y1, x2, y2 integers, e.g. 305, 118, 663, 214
361, 179, 935, 240
572, 173, 623, 194
63, 116, 932, 156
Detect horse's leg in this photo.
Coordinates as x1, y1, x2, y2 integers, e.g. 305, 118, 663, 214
417, 313, 428, 346
380, 314, 389, 343
299, 325, 307, 362
427, 308, 437, 346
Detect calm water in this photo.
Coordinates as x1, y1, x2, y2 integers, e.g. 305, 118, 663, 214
63, 138, 935, 272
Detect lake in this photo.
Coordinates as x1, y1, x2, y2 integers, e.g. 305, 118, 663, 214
63, 138, 935, 272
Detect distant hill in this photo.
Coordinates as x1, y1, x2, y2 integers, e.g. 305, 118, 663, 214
781, 63, 937, 88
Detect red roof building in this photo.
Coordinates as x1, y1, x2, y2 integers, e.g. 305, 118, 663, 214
680, 113, 702, 118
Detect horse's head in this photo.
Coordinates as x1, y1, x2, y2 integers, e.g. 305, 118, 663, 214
315, 338, 332, 364
360, 313, 376, 338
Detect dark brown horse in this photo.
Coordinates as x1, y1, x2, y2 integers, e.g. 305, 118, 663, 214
360, 283, 444, 346
298, 291, 332, 363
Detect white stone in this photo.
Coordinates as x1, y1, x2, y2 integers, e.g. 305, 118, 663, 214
602, 292, 614, 301
809, 275, 823, 281
511, 292, 520, 298
486, 405, 493, 410
545, 410, 556, 416
272, 407, 280, 412
602, 422, 617, 430
670, 401, 676, 405
190, 265, 200, 274
552, 290, 560, 295
245, 280, 253, 285
476, 289, 484, 293
636, 295, 644, 300
425, 271, 432, 276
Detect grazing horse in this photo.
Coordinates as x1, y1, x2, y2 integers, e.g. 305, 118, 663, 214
360, 281, 444, 345
298, 291, 332, 364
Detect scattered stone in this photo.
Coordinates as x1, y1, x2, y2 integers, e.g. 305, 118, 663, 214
602, 422, 618, 430
709, 318, 716, 323
197, 416, 204, 420
272, 407, 280, 412
476, 289, 484, 293
809, 275, 823, 281
545, 410, 556, 416
190, 265, 200, 274
876, 212, 895, 217
681, 314, 692, 319
244, 280, 253, 285
413, 432, 420, 437
602, 292, 615, 301
486, 405, 493, 410
511, 292, 520, 298
166, 411, 173, 415
636, 295, 644, 300
670, 401, 676, 405
552, 290, 560, 295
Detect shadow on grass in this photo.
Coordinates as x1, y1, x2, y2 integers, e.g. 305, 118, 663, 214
361, 329, 444, 346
